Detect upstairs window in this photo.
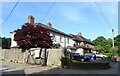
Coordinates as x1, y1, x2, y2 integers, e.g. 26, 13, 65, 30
60, 36, 62, 42
53, 34, 56, 42
67, 38, 69, 44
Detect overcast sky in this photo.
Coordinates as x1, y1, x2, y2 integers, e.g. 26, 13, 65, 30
1, 2, 118, 40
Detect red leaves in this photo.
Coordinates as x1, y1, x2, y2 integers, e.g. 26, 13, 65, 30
14, 23, 53, 49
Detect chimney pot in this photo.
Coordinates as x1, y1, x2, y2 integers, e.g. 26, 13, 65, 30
28, 15, 34, 25
47, 22, 52, 27
77, 32, 82, 36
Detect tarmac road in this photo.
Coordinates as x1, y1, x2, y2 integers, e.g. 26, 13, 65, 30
0, 61, 119, 75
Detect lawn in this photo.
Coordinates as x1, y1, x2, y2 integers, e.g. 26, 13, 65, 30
72, 60, 95, 63
103, 53, 119, 57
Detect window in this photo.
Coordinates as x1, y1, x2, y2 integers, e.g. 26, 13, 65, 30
53, 34, 56, 42
60, 36, 62, 42
67, 38, 69, 44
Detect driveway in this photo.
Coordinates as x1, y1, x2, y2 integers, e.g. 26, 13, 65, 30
0, 61, 119, 75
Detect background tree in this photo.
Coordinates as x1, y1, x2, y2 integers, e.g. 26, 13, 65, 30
0, 37, 2, 48
93, 35, 119, 56
0, 37, 11, 49
14, 23, 53, 65
93, 36, 108, 53
114, 34, 120, 56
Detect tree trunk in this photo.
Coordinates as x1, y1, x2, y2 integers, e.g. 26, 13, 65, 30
43, 48, 47, 66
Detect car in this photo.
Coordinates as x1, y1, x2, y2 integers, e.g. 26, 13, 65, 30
95, 53, 108, 59
70, 53, 90, 61
84, 53, 96, 60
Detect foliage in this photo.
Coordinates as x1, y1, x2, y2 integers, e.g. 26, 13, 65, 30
60, 56, 72, 68
114, 35, 120, 46
0, 37, 11, 49
103, 53, 112, 57
93, 35, 119, 55
14, 23, 53, 50
93, 36, 112, 53
114, 35, 120, 56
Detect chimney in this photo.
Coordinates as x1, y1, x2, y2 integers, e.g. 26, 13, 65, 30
47, 22, 52, 27
28, 15, 34, 25
69, 33, 74, 36
77, 32, 82, 36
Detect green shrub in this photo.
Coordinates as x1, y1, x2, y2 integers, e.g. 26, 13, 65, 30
60, 57, 72, 69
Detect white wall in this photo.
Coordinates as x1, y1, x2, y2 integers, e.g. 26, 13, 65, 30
11, 32, 17, 47
11, 31, 74, 48
50, 31, 74, 47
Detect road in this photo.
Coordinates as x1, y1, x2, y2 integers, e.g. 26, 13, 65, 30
0, 61, 119, 75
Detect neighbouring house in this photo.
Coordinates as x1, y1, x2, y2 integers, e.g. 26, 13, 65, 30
10, 15, 74, 48
68, 33, 97, 54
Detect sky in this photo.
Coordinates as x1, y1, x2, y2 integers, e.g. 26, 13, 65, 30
1, 1, 118, 40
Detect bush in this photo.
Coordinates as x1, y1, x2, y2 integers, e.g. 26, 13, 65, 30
60, 57, 72, 69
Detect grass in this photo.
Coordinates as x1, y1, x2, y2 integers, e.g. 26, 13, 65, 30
103, 53, 119, 57
72, 60, 95, 63
103, 53, 112, 57
0, 59, 6, 61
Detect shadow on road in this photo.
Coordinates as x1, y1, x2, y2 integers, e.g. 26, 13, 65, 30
28, 67, 118, 76
1, 70, 25, 76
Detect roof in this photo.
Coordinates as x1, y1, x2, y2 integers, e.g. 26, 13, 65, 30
10, 22, 73, 38
35, 23, 73, 38
70, 34, 94, 45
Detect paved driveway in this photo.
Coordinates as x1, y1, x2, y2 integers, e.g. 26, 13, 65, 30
0, 61, 119, 74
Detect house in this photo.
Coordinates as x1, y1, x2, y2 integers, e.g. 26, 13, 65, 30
10, 15, 74, 48
10, 15, 96, 54
68, 33, 97, 54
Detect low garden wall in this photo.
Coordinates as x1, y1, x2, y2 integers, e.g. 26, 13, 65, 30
1, 48, 27, 63
47, 49, 64, 66
1, 48, 64, 66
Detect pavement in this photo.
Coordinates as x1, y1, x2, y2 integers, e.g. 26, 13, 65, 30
0, 60, 119, 75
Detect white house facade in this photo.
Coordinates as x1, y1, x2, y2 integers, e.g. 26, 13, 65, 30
10, 15, 96, 54
10, 15, 74, 48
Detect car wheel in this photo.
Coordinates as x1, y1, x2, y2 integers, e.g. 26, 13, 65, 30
81, 59, 84, 61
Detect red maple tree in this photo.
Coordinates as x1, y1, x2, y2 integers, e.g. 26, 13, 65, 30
14, 23, 53, 50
